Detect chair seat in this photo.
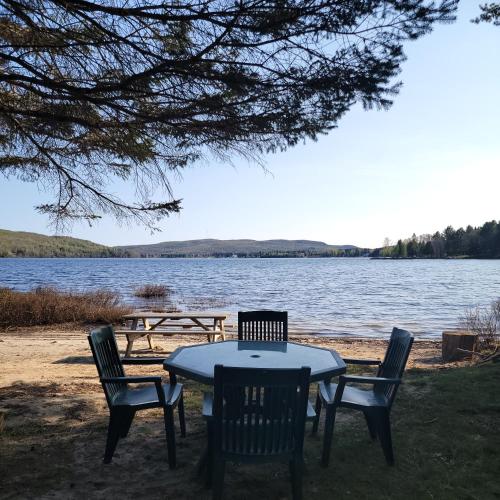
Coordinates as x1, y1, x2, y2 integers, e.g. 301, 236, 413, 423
113, 383, 183, 408
319, 381, 388, 409
202, 392, 316, 421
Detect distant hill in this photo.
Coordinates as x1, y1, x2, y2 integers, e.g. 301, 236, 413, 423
0, 229, 129, 258
117, 239, 362, 257
0, 230, 364, 258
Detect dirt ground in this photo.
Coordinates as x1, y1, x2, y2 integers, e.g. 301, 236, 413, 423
0, 327, 458, 499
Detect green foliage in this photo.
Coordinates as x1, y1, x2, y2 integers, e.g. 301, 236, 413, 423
0, 229, 130, 258
394, 239, 408, 258
374, 220, 500, 259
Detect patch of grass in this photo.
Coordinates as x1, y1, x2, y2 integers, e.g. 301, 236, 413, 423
1, 364, 499, 499
134, 284, 171, 299
312, 362, 500, 499
0, 287, 131, 328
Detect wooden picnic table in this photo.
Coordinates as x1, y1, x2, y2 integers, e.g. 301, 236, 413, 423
116, 311, 230, 357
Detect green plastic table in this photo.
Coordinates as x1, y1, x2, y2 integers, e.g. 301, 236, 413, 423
164, 340, 346, 384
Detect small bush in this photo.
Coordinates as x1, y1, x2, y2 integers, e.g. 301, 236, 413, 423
460, 298, 500, 350
0, 287, 131, 328
134, 284, 171, 299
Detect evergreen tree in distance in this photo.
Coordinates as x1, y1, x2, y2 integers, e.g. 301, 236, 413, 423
374, 220, 500, 259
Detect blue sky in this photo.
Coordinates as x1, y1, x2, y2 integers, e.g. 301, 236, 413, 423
0, 3, 498, 248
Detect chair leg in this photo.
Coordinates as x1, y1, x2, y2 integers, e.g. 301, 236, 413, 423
376, 409, 394, 465
321, 404, 337, 467
311, 392, 322, 435
104, 410, 121, 464
163, 406, 177, 469
363, 412, 378, 441
289, 458, 303, 500
205, 421, 214, 488
178, 394, 186, 438
212, 456, 225, 500
119, 409, 135, 438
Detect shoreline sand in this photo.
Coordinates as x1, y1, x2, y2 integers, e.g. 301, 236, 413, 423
0, 326, 454, 388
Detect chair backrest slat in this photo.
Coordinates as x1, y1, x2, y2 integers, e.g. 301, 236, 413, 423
88, 325, 126, 407
238, 311, 288, 342
376, 327, 414, 405
213, 365, 310, 459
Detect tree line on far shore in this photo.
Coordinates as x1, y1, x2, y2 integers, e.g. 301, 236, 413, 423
153, 248, 370, 258
372, 220, 500, 259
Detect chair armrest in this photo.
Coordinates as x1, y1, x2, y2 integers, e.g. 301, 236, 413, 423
101, 376, 166, 405
342, 358, 382, 366
101, 376, 162, 383
202, 392, 213, 419
340, 375, 401, 385
330, 375, 401, 405
122, 357, 167, 365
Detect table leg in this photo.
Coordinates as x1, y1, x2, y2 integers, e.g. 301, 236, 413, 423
125, 334, 134, 357
124, 318, 139, 356
141, 318, 156, 350
219, 319, 225, 341
168, 371, 177, 385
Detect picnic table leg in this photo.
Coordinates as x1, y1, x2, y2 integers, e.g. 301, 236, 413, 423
125, 334, 134, 357
220, 319, 225, 341
143, 318, 155, 350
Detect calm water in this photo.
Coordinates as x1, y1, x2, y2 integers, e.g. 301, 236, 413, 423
1, 257, 499, 339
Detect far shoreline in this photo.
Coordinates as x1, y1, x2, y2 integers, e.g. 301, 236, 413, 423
1, 255, 499, 260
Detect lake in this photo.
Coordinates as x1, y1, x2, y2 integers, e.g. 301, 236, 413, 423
1, 257, 499, 339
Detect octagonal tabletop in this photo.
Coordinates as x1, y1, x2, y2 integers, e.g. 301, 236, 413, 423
164, 340, 346, 384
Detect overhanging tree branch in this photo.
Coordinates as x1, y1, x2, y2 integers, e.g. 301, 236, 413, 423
0, 0, 458, 228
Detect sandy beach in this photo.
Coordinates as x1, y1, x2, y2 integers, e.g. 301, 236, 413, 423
0, 327, 447, 388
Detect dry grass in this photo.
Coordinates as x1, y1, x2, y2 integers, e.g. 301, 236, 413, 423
133, 284, 171, 299
0, 287, 131, 328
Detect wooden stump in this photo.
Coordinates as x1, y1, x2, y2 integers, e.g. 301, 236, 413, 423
442, 331, 478, 362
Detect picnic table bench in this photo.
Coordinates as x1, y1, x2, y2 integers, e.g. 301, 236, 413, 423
116, 311, 231, 356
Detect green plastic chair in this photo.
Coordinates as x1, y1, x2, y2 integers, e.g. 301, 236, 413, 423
203, 365, 311, 500
312, 327, 414, 467
88, 325, 185, 468
238, 310, 288, 341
